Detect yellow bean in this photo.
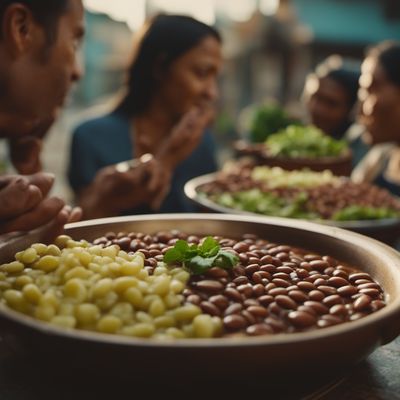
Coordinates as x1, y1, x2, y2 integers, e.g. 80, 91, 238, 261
173, 304, 201, 322
35, 304, 56, 321
75, 303, 100, 325
46, 245, 62, 257
64, 279, 87, 302
1, 261, 25, 274
148, 298, 166, 317
20, 248, 39, 264
95, 291, 118, 311
54, 235, 72, 249
14, 275, 33, 289
123, 287, 143, 308
34, 256, 59, 272
91, 278, 113, 299
192, 314, 215, 338
165, 327, 185, 339
51, 315, 76, 329
125, 322, 155, 338
120, 261, 142, 276
64, 266, 92, 281
22, 284, 42, 304
97, 315, 122, 333
154, 315, 175, 329
150, 276, 171, 296
113, 277, 139, 293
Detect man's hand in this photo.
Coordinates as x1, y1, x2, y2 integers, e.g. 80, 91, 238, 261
0, 173, 82, 241
8, 136, 43, 174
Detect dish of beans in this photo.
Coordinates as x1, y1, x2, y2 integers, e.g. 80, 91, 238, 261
0, 230, 386, 340
196, 165, 400, 221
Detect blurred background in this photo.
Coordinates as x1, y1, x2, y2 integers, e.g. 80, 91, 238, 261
2, 0, 399, 202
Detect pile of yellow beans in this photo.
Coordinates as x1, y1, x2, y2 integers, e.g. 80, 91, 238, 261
0, 235, 221, 339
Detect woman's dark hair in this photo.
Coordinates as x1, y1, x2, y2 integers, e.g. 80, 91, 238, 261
368, 40, 400, 87
0, 0, 69, 43
314, 55, 361, 109
116, 14, 221, 116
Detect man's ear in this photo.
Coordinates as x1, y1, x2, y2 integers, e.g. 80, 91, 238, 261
2, 4, 37, 56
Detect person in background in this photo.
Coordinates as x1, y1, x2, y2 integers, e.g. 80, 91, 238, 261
0, 0, 84, 238
302, 55, 369, 166
68, 14, 222, 219
351, 41, 400, 196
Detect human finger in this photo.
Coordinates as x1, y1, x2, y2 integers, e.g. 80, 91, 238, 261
0, 178, 43, 219
0, 197, 65, 234
27, 172, 55, 197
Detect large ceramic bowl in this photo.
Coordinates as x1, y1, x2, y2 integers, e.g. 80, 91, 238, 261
0, 214, 399, 382
185, 173, 400, 246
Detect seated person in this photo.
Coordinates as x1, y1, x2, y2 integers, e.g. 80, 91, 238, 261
68, 14, 223, 219
351, 41, 400, 197
302, 55, 369, 166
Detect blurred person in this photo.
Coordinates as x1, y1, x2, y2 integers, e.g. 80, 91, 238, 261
0, 0, 84, 237
302, 55, 369, 166
68, 14, 222, 219
351, 41, 400, 196
303, 55, 361, 138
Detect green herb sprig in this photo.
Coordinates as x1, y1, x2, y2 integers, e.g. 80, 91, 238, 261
163, 236, 239, 275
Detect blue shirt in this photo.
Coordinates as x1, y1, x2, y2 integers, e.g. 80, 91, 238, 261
68, 112, 218, 214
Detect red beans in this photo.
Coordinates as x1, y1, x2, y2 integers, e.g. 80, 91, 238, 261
103, 230, 386, 338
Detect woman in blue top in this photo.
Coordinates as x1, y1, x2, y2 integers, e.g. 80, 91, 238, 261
68, 14, 223, 219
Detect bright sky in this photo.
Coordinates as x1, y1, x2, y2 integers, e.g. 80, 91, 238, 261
84, 0, 279, 30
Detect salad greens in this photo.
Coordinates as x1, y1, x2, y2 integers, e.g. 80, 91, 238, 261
265, 125, 348, 158
249, 104, 300, 143
332, 206, 400, 221
163, 237, 238, 275
214, 189, 318, 219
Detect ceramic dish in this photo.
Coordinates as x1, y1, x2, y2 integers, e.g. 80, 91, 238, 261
0, 214, 399, 380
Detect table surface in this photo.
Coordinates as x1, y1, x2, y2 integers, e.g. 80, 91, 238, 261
0, 335, 398, 400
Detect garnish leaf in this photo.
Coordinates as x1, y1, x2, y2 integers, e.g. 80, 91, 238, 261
163, 236, 239, 274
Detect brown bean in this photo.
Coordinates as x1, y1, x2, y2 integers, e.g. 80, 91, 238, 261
205, 267, 229, 278
296, 269, 309, 279
329, 304, 348, 317
268, 302, 283, 315
332, 269, 348, 279
277, 266, 294, 274
318, 286, 337, 295
243, 298, 260, 307
353, 294, 372, 311
232, 276, 249, 285
258, 295, 274, 307
233, 242, 249, 253
246, 324, 273, 336
241, 310, 257, 325
260, 264, 276, 273
223, 315, 247, 330
328, 277, 349, 288
349, 273, 373, 283
309, 260, 330, 271
237, 284, 253, 298
273, 272, 291, 281
247, 305, 269, 318
313, 278, 328, 286
288, 290, 309, 303
186, 294, 201, 305
224, 303, 243, 316
252, 271, 271, 284
337, 285, 358, 296
224, 287, 243, 302
297, 305, 317, 316
304, 301, 329, 315
272, 278, 290, 288
195, 280, 224, 294
371, 300, 386, 311
288, 311, 316, 328
200, 301, 221, 316
297, 281, 316, 291
268, 287, 288, 297
264, 317, 287, 332
357, 282, 381, 290
323, 294, 343, 307
275, 295, 297, 310
359, 288, 380, 298
245, 264, 260, 275
251, 283, 264, 297
308, 290, 325, 302
209, 295, 229, 310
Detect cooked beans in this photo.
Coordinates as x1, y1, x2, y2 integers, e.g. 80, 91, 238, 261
0, 230, 386, 339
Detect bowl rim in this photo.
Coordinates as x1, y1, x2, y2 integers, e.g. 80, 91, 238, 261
0, 213, 400, 348
184, 173, 400, 229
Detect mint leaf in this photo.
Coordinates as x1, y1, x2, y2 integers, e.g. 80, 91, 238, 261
163, 236, 239, 274
199, 237, 219, 254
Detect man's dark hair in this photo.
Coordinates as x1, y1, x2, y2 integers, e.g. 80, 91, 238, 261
0, 0, 70, 43
115, 14, 222, 117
